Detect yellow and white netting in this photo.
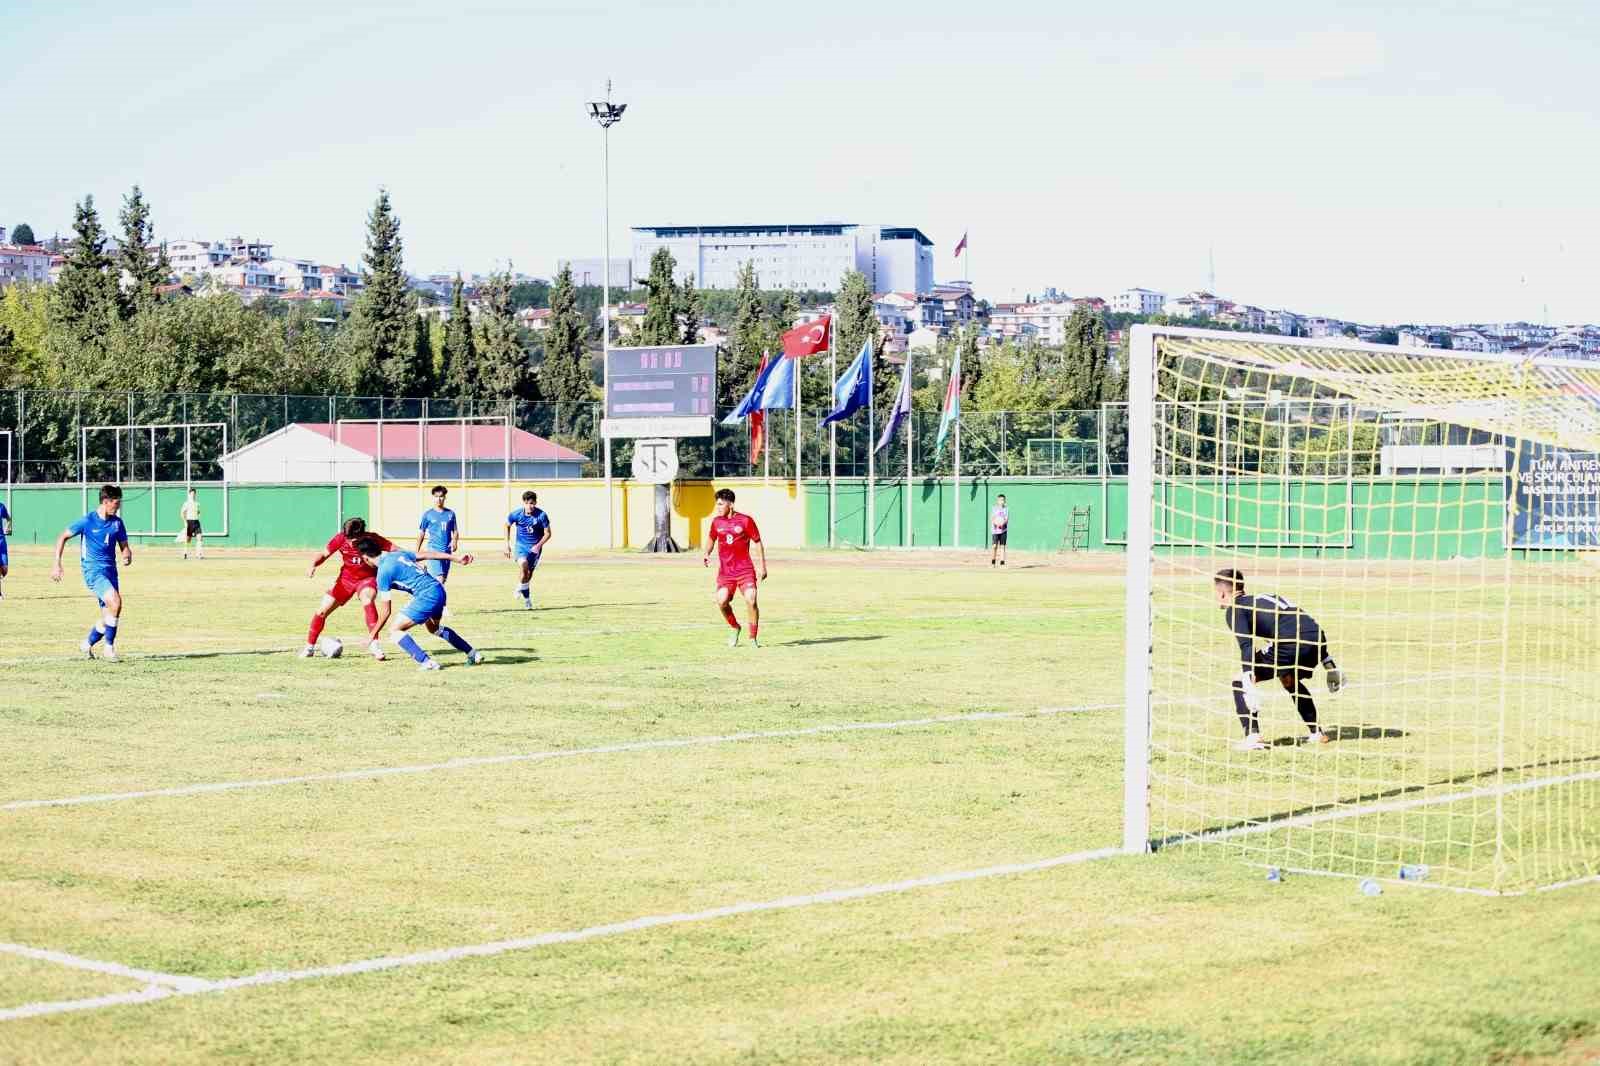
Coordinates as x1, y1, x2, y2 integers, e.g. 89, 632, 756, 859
1134, 329, 1600, 893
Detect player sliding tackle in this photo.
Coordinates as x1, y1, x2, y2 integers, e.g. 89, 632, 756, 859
303, 517, 393, 659
1214, 568, 1347, 750
51, 484, 132, 661
702, 488, 766, 648
355, 535, 483, 671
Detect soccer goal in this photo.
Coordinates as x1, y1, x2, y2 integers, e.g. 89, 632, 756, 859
334, 414, 515, 540
1123, 325, 1600, 894
79, 422, 230, 537
1024, 437, 1098, 476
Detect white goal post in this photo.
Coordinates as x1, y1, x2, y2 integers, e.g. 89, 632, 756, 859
1124, 325, 1600, 894
334, 414, 516, 542
79, 423, 230, 537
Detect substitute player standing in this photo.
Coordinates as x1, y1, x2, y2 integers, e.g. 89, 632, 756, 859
179, 488, 204, 559
990, 493, 1009, 566
702, 487, 766, 648
1215, 567, 1347, 750
416, 485, 459, 586
303, 516, 394, 659
356, 535, 483, 671
51, 484, 133, 661
503, 490, 551, 610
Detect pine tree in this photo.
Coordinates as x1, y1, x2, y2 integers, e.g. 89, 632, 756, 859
116, 185, 167, 315
1062, 305, 1111, 408
957, 327, 981, 403
474, 269, 532, 400
638, 247, 682, 346
679, 272, 701, 345
347, 189, 429, 395
540, 264, 592, 433
439, 275, 478, 399
724, 260, 766, 404
10, 223, 35, 245
46, 195, 122, 386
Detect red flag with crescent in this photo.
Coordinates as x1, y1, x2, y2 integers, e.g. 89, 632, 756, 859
781, 315, 831, 358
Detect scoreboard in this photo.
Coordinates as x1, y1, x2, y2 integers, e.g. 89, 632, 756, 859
602, 344, 717, 439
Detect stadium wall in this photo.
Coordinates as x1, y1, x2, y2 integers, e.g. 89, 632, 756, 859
806, 476, 1511, 558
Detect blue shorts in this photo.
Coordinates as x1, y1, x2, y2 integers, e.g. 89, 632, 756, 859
0, 540, 8, 568
83, 567, 118, 606
425, 558, 451, 581
516, 546, 541, 570
401, 589, 447, 625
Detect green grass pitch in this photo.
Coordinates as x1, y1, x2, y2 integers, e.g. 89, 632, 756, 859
1, 544, 1597, 1065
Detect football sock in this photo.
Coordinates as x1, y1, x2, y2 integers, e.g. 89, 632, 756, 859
749, 621, 759, 641
1231, 679, 1257, 736
395, 634, 429, 664
720, 604, 739, 629
308, 615, 327, 645
362, 603, 379, 631
517, 583, 531, 601
437, 626, 473, 655
1293, 681, 1319, 728
102, 615, 118, 647
86, 624, 105, 648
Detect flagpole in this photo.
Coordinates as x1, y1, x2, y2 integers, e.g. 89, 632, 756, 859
828, 334, 837, 549
867, 343, 875, 549
763, 406, 770, 483
906, 356, 913, 548
794, 353, 801, 492
954, 400, 962, 550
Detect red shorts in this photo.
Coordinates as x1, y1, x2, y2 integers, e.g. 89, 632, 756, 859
327, 572, 377, 606
717, 572, 757, 594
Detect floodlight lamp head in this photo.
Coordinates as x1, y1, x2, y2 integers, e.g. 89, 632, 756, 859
587, 101, 626, 128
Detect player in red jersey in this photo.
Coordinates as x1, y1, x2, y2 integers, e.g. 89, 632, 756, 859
301, 516, 394, 659
701, 487, 767, 648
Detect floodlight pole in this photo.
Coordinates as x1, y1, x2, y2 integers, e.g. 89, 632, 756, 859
590, 83, 627, 550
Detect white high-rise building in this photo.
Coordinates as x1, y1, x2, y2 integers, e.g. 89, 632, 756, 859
1111, 288, 1166, 315
630, 223, 935, 294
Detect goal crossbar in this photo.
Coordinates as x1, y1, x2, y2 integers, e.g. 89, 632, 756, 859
79, 423, 230, 537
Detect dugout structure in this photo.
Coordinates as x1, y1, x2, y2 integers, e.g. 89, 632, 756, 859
1123, 325, 1600, 894
79, 422, 230, 537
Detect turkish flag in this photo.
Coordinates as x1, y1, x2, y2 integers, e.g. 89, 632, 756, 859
781, 315, 831, 358
749, 355, 767, 464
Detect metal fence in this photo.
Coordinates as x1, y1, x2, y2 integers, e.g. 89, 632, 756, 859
0, 389, 1128, 483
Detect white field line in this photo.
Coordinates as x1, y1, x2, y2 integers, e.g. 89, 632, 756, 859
4, 766, 1594, 1023
0, 845, 1122, 1023
0, 943, 212, 992
2, 703, 1119, 813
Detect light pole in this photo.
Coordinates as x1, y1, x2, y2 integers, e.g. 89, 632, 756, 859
588, 83, 626, 548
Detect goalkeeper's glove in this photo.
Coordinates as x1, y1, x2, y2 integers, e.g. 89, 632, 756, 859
1239, 672, 1264, 713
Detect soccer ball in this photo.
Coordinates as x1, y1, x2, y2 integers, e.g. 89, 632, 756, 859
318, 636, 344, 659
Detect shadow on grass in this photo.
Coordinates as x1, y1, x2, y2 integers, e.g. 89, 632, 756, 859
774, 635, 886, 647
1266, 725, 1408, 747
480, 601, 664, 615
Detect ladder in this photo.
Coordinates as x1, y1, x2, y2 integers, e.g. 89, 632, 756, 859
1059, 505, 1091, 552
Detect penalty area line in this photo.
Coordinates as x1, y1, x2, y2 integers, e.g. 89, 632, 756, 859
0, 844, 1122, 1023
0, 942, 213, 993
2, 702, 1119, 813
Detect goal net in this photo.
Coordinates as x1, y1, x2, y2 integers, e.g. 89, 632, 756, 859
1124, 325, 1600, 894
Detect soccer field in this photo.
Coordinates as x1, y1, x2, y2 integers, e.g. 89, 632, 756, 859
2, 545, 1597, 1065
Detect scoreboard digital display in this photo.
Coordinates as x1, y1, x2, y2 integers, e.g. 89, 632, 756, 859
605, 344, 717, 419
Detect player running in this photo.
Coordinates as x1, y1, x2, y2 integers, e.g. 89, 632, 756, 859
355, 535, 483, 671
416, 485, 459, 586
50, 484, 133, 661
1214, 568, 1347, 750
702, 487, 766, 648
0, 496, 11, 598
503, 490, 551, 610
303, 516, 394, 659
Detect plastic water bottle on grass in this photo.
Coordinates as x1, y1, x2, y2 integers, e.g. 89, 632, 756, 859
1397, 864, 1430, 882
1265, 867, 1283, 883
1359, 878, 1382, 896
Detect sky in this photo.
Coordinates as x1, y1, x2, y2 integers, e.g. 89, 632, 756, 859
3, 0, 1597, 325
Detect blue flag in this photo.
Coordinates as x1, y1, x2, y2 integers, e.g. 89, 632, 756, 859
822, 339, 872, 427
875, 350, 912, 453
722, 352, 796, 424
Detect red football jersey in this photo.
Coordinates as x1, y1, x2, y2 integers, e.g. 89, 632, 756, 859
326, 531, 394, 582
710, 512, 760, 577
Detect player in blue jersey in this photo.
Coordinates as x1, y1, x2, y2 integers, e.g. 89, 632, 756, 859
50, 484, 134, 661
415, 485, 459, 586
0, 496, 12, 598
355, 534, 483, 671
503, 490, 552, 610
